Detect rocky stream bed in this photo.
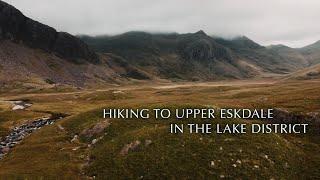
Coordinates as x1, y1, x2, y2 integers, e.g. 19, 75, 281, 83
0, 114, 66, 159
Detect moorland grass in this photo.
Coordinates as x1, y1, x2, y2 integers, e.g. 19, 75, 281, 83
0, 80, 319, 178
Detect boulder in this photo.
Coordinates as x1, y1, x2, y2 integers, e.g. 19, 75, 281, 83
145, 139, 152, 146
12, 105, 25, 110
119, 140, 141, 156
1, 147, 9, 154
71, 135, 79, 143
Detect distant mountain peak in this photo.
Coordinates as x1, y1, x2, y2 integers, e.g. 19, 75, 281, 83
195, 30, 207, 36
225, 36, 262, 49
301, 40, 320, 50
233, 35, 249, 40
267, 44, 290, 49
311, 40, 320, 44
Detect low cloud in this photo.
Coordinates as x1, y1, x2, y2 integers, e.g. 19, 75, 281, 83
5, 0, 320, 47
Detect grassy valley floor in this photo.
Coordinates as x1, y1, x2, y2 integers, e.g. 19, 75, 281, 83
0, 79, 319, 179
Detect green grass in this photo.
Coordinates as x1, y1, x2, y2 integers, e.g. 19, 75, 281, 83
79, 90, 134, 101
0, 110, 47, 136
0, 124, 83, 179
61, 104, 320, 179
0, 80, 319, 179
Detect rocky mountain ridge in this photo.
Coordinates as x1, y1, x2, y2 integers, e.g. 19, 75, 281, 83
0, 0, 99, 63
81, 30, 320, 80
1, 0, 320, 88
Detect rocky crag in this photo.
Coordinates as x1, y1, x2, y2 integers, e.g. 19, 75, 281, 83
0, 0, 99, 63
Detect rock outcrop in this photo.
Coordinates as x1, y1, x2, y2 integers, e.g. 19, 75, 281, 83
178, 30, 233, 62
0, 0, 99, 63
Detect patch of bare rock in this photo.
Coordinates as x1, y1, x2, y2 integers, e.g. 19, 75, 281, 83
120, 139, 153, 156
81, 119, 111, 138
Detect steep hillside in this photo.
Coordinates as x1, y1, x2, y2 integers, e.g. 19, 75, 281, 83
1, 0, 320, 87
298, 40, 320, 65
82, 32, 314, 80
81, 31, 263, 80
0, 40, 152, 89
300, 40, 320, 51
0, 0, 98, 63
266, 45, 309, 68
286, 63, 320, 80
0, 1, 152, 89
215, 38, 309, 74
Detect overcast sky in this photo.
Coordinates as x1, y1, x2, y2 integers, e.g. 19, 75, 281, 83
5, 0, 320, 47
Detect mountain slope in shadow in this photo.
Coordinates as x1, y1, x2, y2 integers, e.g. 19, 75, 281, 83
1, 0, 320, 89
0, 1, 151, 89
82, 32, 317, 80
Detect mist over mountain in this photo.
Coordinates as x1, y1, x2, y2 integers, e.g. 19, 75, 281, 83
1, 0, 320, 89
0, 0, 151, 88
81, 31, 249, 80
0, 1, 99, 64
81, 31, 319, 80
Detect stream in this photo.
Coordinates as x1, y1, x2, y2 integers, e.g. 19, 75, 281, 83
0, 100, 67, 159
